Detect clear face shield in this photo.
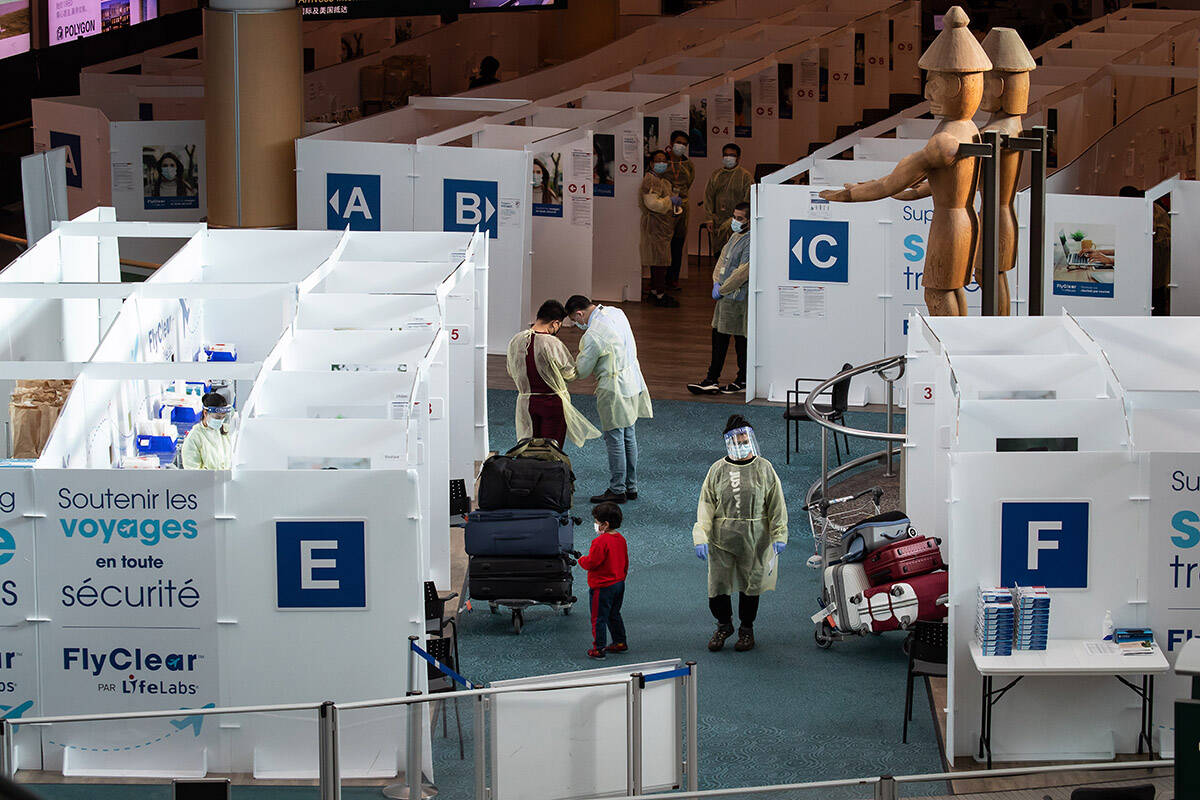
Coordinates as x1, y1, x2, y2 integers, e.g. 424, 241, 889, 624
204, 403, 233, 431
724, 426, 759, 461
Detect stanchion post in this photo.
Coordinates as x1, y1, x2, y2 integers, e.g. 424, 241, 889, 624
318, 701, 341, 800
820, 427, 828, 499
625, 681, 635, 797
875, 775, 897, 800
408, 692, 424, 800
407, 634, 420, 693
0, 718, 13, 779
631, 673, 644, 796
685, 661, 699, 793
474, 696, 487, 800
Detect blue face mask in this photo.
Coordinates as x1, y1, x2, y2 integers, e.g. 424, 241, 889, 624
731, 219, 745, 233
652, 162, 668, 175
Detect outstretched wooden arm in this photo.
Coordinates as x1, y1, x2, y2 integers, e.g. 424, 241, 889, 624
820, 132, 959, 203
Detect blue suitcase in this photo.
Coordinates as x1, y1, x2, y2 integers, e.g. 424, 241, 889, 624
464, 509, 575, 556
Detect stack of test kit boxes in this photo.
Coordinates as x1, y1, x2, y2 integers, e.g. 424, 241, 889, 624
1014, 585, 1050, 651
977, 586, 1015, 655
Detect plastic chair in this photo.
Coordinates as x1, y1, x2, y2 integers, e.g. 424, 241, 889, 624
424, 580, 458, 639
426, 634, 464, 759
1069, 788, 1154, 799
783, 363, 852, 465
903, 620, 948, 743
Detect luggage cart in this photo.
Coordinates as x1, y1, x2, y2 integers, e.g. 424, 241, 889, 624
803, 487, 883, 649
487, 597, 577, 635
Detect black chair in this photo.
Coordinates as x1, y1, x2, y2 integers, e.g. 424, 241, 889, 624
424, 580, 458, 639
903, 621, 948, 743
426, 634, 465, 759
783, 363, 852, 465
1069, 788, 1154, 800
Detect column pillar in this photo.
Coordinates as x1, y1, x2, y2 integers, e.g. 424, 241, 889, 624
204, 0, 302, 228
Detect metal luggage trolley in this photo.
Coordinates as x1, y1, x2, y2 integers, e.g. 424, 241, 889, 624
488, 596, 577, 635
803, 486, 883, 649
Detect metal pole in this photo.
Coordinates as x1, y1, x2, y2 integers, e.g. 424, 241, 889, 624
631, 673, 644, 796
980, 130, 1001, 316
626, 682, 635, 797
408, 691, 424, 800
0, 719, 13, 779
1029, 125, 1048, 316
875, 775, 897, 800
318, 701, 341, 800
883, 380, 895, 478
685, 662, 699, 793
407, 634, 420, 693
819, 427, 828, 499
474, 696, 487, 800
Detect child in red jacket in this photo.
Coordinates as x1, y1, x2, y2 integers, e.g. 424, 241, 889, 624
577, 502, 629, 659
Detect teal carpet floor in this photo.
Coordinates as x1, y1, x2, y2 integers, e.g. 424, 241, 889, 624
29, 391, 935, 800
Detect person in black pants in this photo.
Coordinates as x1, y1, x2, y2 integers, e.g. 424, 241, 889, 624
688, 203, 751, 395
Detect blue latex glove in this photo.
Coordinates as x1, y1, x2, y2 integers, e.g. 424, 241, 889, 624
773, 542, 786, 555
671, 195, 682, 207
695, 544, 708, 561
712, 282, 722, 300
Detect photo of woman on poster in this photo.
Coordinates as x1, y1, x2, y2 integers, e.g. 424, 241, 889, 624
144, 145, 198, 210
532, 154, 563, 217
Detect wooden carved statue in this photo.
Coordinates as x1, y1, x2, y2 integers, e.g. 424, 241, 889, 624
976, 27, 1036, 315
820, 6, 992, 316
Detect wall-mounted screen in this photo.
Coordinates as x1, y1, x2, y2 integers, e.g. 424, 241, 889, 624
468, 0, 564, 7
299, 0, 463, 20
49, 0, 158, 45
0, 0, 30, 59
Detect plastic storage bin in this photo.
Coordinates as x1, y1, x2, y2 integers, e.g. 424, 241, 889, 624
135, 435, 177, 467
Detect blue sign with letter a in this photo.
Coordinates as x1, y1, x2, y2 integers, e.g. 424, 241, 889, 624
789, 219, 848, 282
443, 179, 498, 239
50, 131, 82, 189
1000, 501, 1089, 588
276, 520, 367, 609
326, 173, 381, 231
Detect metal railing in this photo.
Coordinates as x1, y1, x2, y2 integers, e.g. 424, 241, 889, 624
0, 646, 700, 800
802, 355, 906, 505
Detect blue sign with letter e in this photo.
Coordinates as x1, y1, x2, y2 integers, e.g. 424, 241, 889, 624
443, 179, 498, 239
326, 173, 381, 231
788, 219, 848, 282
50, 131, 83, 189
276, 520, 367, 609
1000, 501, 1089, 588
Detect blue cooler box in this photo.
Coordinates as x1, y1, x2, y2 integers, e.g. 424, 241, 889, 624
135, 435, 177, 467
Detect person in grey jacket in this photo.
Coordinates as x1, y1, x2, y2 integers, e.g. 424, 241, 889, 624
688, 202, 751, 395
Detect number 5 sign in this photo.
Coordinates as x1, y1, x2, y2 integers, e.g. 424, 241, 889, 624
449, 326, 471, 345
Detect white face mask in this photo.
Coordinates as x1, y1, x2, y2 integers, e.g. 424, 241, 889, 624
722, 156, 737, 169
672, 143, 687, 157
731, 218, 747, 233
594, 522, 602, 535
204, 416, 224, 431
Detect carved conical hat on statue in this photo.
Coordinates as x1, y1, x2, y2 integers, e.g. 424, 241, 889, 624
981, 27, 1036, 72
918, 6, 992, 73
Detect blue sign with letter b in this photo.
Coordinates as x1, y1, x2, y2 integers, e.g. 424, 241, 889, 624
276, 520, 367, 609
789, 219, 848, 282
1000, 501, 1089, 588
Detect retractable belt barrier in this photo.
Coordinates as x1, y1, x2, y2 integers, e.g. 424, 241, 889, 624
410, 640, 479, 690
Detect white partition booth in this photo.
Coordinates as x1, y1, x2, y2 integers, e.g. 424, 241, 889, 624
748, 181, 1151, 404
0, 213, 486, 780
904, 313, 1200, 763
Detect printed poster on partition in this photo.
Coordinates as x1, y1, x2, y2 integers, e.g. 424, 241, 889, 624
1052, 221, 1116, 299
0, 469, 37, 725
532, 151, 564, 218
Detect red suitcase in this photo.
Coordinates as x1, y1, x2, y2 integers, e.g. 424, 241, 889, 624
864, 535, 944, 585
858, 570, 948, 633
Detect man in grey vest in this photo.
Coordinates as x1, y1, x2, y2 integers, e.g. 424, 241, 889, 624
688, 202, 751, 395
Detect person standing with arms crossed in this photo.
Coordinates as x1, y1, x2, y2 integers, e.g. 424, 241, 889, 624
566, 295, 653, 504
665, 130, 696, 295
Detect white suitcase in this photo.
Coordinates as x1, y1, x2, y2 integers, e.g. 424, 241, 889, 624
822, 562, 871, 633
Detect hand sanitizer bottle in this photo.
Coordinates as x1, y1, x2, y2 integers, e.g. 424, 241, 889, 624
1102, 610, 1114, 641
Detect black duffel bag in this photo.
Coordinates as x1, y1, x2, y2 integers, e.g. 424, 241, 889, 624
477, 453, 574, 512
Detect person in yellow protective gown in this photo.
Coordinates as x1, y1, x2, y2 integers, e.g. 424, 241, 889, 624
566, 295, 653, 504
704, 143, 753, 254
642, 149, 680, 307
664, 130, 696, 296
180, 392, 234, 470
505, 299, 600, 448
693, 415, 787, 653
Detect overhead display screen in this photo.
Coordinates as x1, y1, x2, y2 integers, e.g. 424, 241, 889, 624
49, 0, 158, 46
0, 0, 30, 59
298, 0, 562, 20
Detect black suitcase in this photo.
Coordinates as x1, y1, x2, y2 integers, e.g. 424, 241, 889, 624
468, 555, 575, 602
477, 455, 573, 512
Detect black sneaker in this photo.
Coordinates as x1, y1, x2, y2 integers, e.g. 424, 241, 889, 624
688, 378, 721, 395
707, 624, 735, 652
590, 490, 627, 504
720, 381, 746, 394
660, 294, 681, 308
734, 627, 756, 652
625, 491, 638, 500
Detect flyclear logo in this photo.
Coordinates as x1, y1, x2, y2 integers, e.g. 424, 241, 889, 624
326, 173, 381, 231
63, 647, 202, 676
1000, 501, 1089, 588
443, 179, 498, 239
789, 219, 848, 283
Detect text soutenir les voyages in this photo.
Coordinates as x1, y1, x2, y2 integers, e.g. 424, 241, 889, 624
57, 487, 200, 546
